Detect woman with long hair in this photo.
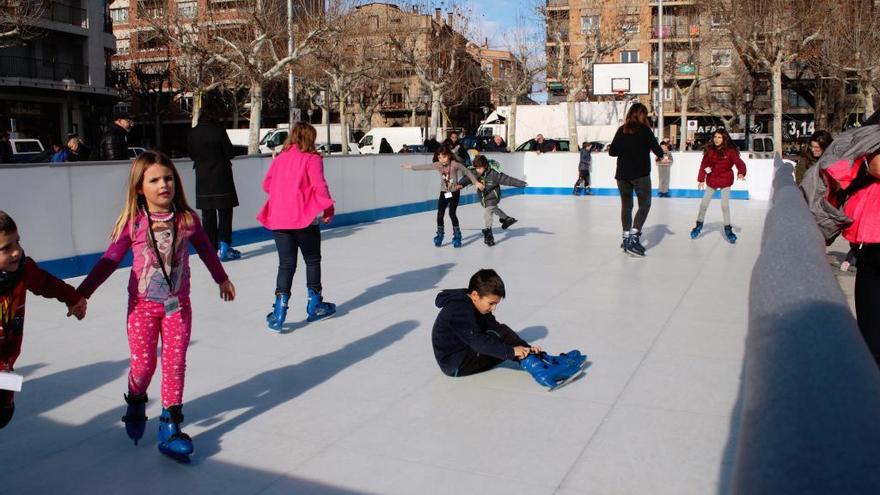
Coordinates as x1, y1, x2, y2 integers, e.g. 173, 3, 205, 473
608, 103, 665, 256
688, 128, 747, 243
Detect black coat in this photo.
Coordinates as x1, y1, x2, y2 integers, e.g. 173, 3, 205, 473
608, 124, 664, 180
93, 123, 129, 160
187, 122, 239, 210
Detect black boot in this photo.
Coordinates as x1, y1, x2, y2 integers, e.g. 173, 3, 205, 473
500, 217, 518, 230
0, 403, 14, 429
482, 228, 495, 246
122, 392, 148, 445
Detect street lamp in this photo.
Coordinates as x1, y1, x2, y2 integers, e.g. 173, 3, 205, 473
743, 90, 754, 154
420, 93, 430, 144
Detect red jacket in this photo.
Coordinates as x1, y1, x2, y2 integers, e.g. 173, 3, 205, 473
0, 258, 81, 379
824, 156, 880, 244
698, 147, 747, 189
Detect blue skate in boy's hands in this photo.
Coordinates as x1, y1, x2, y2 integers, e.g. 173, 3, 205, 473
122, 393, 148, 445
157, 405, 193, 463
542, 350, 587, 371
520, 354, 583, 391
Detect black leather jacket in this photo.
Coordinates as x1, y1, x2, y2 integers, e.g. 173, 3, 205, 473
95, 123, 129, 160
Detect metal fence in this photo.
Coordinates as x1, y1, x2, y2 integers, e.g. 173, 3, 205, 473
731, 157, 880, 493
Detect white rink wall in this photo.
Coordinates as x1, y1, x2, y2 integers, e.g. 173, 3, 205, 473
0, 151, 772, 271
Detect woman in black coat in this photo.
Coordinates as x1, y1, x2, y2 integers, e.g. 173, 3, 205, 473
608, 103, 665, 257
187, 105, 240, 260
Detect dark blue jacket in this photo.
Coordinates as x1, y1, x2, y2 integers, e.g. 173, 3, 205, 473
431, 289, 521, 375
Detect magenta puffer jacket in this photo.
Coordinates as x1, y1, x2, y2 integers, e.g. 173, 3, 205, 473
825, 156, 880, 244
697, 147, 747, 189
257, 145, 335, 230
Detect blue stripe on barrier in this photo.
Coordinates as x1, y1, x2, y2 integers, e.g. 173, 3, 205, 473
38, 186, 746, 279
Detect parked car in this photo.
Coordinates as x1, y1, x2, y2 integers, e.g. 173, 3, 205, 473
515, 138, 571, 152
8, 138, 45, 162
128, 147, 146, 158
316, 142, 361, 155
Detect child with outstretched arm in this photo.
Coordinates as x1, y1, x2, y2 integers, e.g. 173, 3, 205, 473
457, 155, 526, 246
0, 211, 86, 430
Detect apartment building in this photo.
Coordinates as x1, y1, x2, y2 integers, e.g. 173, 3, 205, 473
0, 0, 117, 150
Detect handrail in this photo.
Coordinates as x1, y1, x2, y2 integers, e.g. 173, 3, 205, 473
731, 157, 880, 493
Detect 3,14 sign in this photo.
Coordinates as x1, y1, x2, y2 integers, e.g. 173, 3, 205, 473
785, 119, 815, 139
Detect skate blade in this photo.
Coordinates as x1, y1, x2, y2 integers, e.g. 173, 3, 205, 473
158, 447, 192, 464
307, 311, 337, 323
547, 370, 586, 392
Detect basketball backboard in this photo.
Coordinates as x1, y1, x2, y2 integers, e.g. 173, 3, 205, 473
593, 63, 650, 96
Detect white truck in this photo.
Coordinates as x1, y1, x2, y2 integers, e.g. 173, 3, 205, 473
478, 102, 624, 148
226, 124, 350, 154
358, 127, 424, 154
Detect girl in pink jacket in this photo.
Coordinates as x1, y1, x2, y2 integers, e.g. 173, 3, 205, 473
257, 122, 336, 331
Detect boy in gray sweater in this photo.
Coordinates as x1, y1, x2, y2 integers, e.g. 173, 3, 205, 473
458, 155, 527, 246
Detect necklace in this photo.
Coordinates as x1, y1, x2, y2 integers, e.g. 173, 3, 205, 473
148, 211, 174, 222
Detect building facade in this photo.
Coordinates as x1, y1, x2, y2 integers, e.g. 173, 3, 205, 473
0, 0, 117, 151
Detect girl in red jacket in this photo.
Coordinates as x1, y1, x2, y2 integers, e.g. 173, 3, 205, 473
689, 129, 747, 243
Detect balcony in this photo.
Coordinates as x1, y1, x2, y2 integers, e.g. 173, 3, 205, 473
40, 1, 88, 29
0, 55, 88, 83
649, 0, 697, 6
651, 24, 700, 41
546, 0, 569, 10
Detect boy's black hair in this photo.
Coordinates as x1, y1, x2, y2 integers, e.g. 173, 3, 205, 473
467, 268, 505, 298
473, 155, 488, 168
0, 211, 17, 234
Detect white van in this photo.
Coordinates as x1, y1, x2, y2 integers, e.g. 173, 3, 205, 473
358, 127, 423, 154
9, 139, 45, 163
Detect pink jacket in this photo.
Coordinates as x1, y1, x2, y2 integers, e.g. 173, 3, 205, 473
257, 145, 335, 230
824, 156, 880, 244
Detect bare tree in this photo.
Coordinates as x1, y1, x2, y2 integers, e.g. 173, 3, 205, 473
545, 1, 635, 146
489, 17, 545, 150
718, 0, 827, 152
0, 0, 45, 49
112, 58, 178, 149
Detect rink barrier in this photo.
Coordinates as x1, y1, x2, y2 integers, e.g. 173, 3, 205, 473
1, 151, 769, 279
730, 157, 880, 493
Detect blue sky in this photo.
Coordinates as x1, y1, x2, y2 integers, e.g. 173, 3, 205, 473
470, 0, 542, 49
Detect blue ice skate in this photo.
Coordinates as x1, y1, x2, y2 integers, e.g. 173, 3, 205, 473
266, 292, 289, 332
690, 221, 704, 240
519, 354, 582, 391
122, 392, 148, 445
451, 227, 462, 248
433, 228, 444, 247
724, 225, 737, 244
157, 405, 193, 463
541, 350, 587, 370
306, 288, 336, 322
218, 241, 241, 261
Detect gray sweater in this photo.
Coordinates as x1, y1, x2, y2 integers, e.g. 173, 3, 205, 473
410, 161, 479, 193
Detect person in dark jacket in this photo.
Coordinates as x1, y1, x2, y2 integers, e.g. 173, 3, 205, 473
534, 134, 557, 154
442, 131, 470, 165
609, 103, 664, 257
187, 105, 240, 261
795, 130, 833, 185
92, 114, 133, 160
482, 135, 508, 153
458, 155, 526, 246
574, 141, 592, 195
688, 128, 747, 243
431, 269, 584, 389
378, 138, 394, 154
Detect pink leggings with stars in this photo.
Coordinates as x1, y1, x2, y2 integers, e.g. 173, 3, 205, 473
126, 298, 192, 408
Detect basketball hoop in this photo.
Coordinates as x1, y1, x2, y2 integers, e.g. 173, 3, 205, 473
614, 91, 627, 99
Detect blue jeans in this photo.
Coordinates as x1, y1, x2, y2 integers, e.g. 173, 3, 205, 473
273, 225, 322, 295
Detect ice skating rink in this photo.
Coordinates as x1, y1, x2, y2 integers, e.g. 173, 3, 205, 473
0, 194, 768, 494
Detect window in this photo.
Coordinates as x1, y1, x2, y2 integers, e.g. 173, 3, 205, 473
664, 88, 674, 101
711, 90, 732, 104
138, 30, 164, 51
116, 38, 129, 55
391, 92, 403, 104
110, 7, 128, 23
177, 1, 197, 18
788, 90, 809, 108
620, 50, 639, 63
623, 16, 639, 34
581, 15, 599, 34
711, 12, 729, 27
711, 49, 732, 67
179, 95, 193, 113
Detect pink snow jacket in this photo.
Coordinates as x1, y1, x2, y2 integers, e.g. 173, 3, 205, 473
824, 156, 880, 244
257, 145, 335, 230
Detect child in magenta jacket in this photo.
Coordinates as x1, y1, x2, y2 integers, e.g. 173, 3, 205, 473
689, 128, 747, 243
257, 122, 336, 331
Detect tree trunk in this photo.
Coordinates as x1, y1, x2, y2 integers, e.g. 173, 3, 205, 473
321, 104, 329, 125
679, 90, 691, 152
248, 82, 263, 154
231, 91, 240, 129
508, 99, 518, 152
566, 94, 578, 147
339, 98, 348, 155
814, 79, 828, 130
430, 88, 442, 140
410, 104, 416, 127
191, 88, 201, 128
771, 63, 783, 156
